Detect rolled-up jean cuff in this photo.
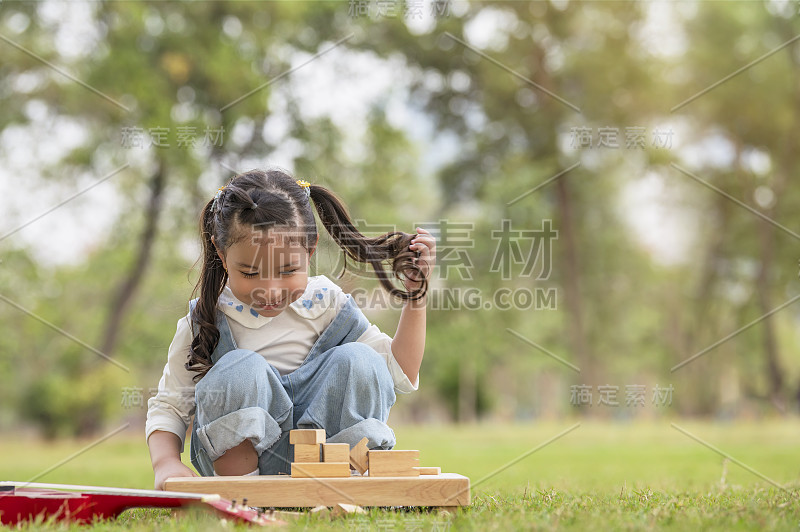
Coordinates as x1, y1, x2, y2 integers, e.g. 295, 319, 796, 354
196, 406, 283, 462
325, 418, 397, 450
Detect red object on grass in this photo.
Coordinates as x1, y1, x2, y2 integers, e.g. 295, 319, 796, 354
0, 482, 284, 526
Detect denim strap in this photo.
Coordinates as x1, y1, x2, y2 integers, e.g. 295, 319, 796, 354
304, 293, 370, 361
188, 297, 238, 365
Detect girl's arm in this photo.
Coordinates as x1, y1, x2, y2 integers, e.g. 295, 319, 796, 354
148, 430, 198, 490
148, 430, 183, 469
145, 317, 197, 448
391, 228, 436, 386
146, 316, 199, 488
391, 296, 426, 387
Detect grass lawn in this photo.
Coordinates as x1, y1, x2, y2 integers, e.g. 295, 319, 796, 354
1, 420, 798, 530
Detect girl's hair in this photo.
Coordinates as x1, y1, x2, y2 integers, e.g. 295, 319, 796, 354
186, 167, 427, 382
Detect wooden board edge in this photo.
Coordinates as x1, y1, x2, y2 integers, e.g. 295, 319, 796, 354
164, 473, 471, 507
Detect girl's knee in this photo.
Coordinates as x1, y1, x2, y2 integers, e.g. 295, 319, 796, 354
328, 343, 393, 384
196, 349, 271, 400
329, 342, 377, 365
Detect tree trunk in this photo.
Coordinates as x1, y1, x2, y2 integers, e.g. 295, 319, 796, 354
529, 33, 591, 386
554, 176, 591, 382
99, 160, 167, 357
754, 216, 784, 413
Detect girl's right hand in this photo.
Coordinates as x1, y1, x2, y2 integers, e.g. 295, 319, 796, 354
154, 459, 199, 491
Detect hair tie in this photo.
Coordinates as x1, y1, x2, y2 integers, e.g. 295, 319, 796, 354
250, 202, 258, 210
212, 185, 225, 212
296, 179, 312, 199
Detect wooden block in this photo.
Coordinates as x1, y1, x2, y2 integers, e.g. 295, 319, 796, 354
164, 473, 471, 507
289, 429, 326, 445
367, 450, 420, 477
322, 443, 349, 463
294, 443, 321, 462
349, 437, 369, 475
291, 462, 350, 478
330, 503, 367, 516
414, 466, 441, 475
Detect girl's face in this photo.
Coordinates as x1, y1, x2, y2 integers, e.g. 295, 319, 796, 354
215, 227, 312, 318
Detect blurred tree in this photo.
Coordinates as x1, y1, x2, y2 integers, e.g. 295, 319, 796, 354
346, 1, 664, 419
3, 0, 800, 436
671, 1, 800, 413
0, 1, 430, 435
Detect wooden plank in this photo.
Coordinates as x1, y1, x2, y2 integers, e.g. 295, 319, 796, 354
291, 462, 350, 478
322, 443, 349, 463
414, 466, 441, 475
293, 443, 320, 463
349, 437, 369, 475
289, 429, 326, 445
164, 473, 470, 507
368, 450, 420, 477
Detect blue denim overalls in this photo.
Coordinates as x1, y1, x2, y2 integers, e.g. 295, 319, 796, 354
188, 293, 398, 476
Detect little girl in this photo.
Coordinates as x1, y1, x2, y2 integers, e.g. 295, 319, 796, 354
146, 168, 435, 490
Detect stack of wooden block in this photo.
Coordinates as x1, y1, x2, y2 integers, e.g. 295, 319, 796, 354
290, 429, 350, 478
289, 429, 441, 478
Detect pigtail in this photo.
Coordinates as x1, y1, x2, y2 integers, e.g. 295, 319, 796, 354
308, 184, 427, 302
186, 199, 228, 382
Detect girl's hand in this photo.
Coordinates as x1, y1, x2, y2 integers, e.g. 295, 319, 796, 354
404, 227, 436, 292
153, 458, 199, 491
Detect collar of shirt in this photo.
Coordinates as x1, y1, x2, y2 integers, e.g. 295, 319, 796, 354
218, 275, 337, 329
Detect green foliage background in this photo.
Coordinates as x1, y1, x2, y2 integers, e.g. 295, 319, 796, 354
1, 0, 800, 438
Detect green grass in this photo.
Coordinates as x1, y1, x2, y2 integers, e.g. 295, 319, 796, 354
1, 420, 799, 530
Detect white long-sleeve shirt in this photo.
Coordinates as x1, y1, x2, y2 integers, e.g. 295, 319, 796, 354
145, 275, 418, 448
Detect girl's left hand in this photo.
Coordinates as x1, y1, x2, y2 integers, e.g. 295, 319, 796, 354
404, 227, 436, 292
